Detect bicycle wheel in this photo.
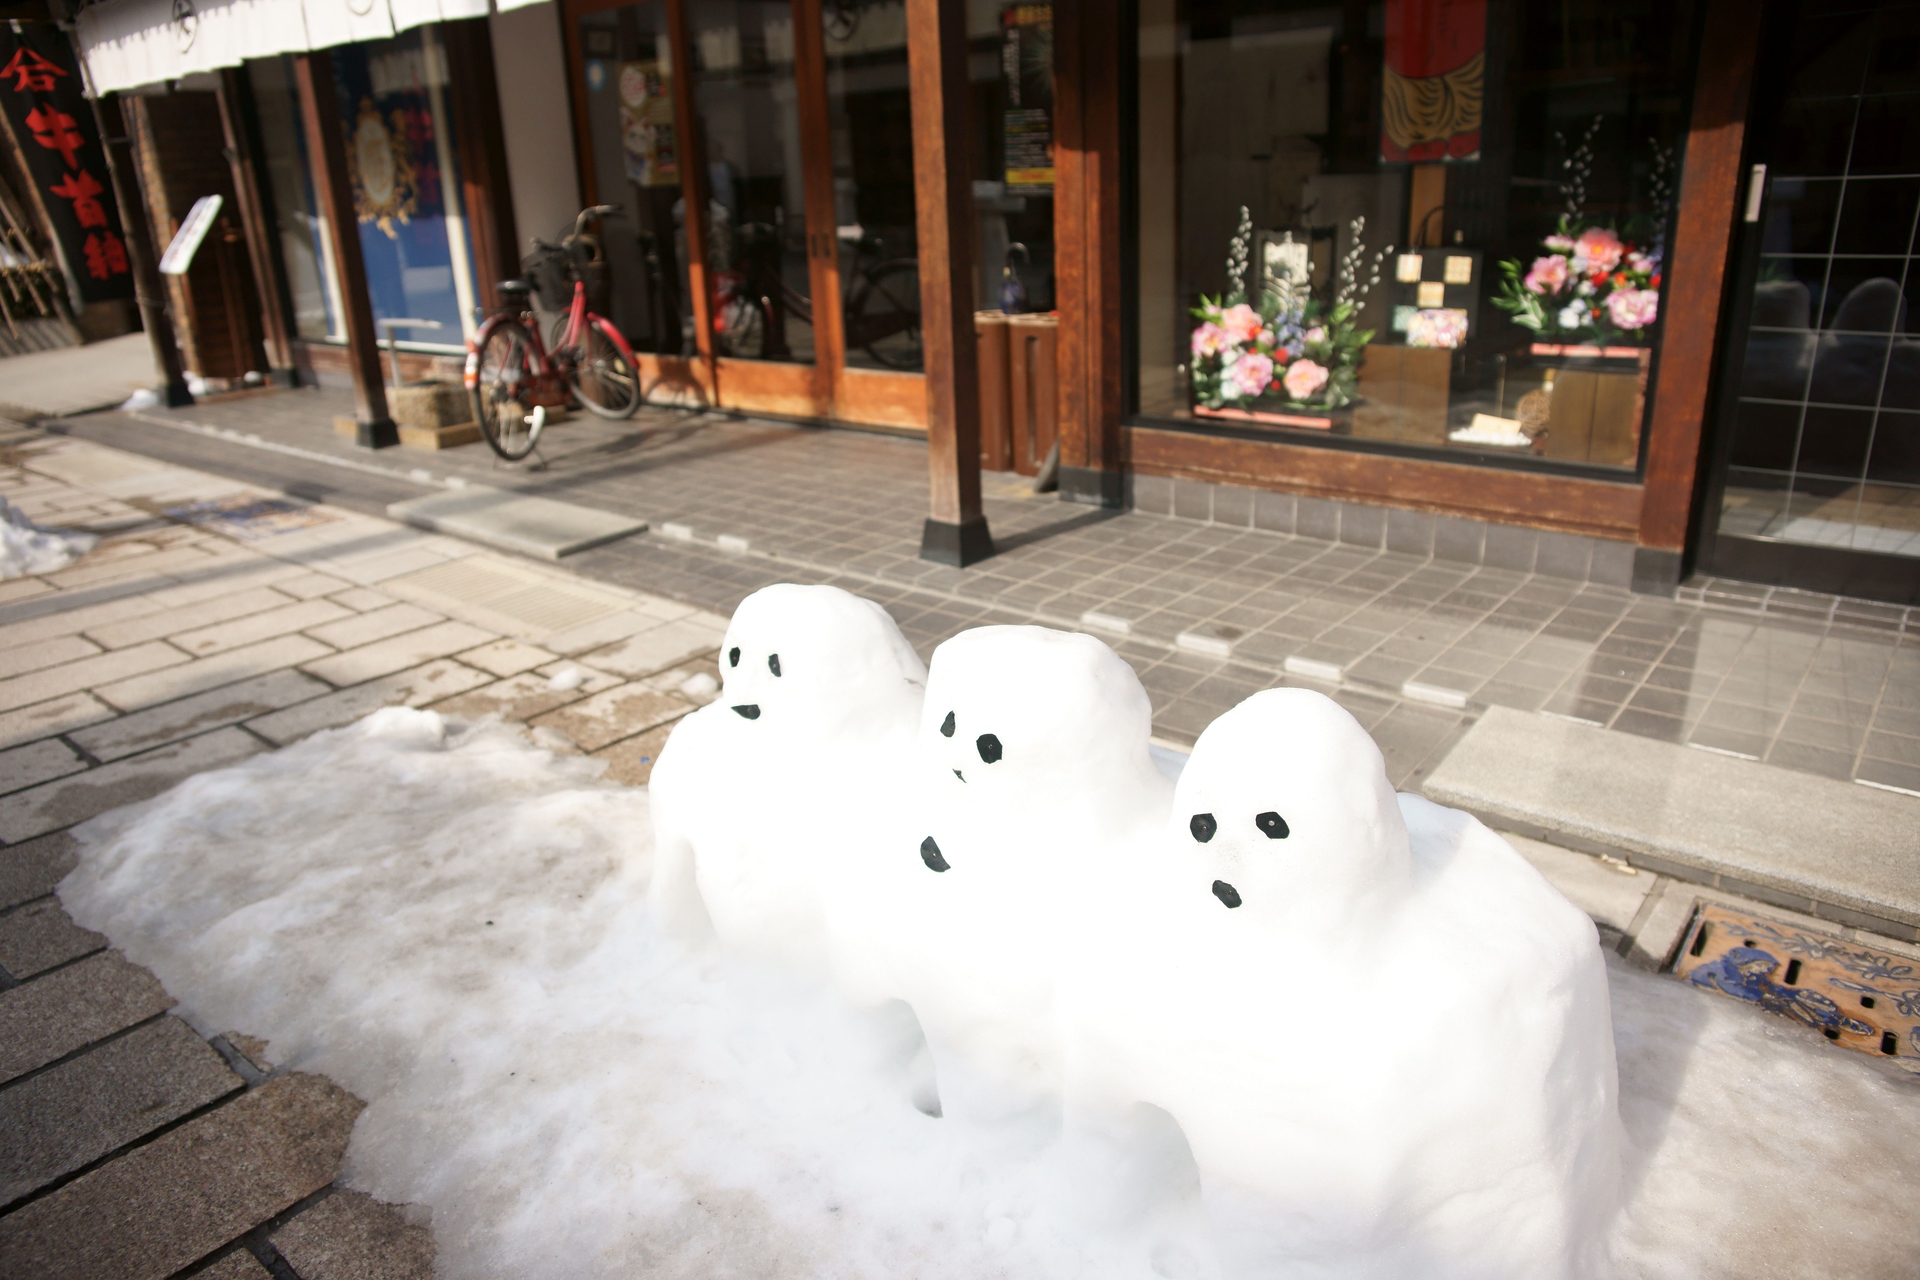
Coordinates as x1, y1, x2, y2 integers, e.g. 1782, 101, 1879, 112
854, 259, 923, 371
470, 322, 541, 461
570, 320, 642, 418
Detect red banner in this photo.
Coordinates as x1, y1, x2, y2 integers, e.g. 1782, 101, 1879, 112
1381, 0, 1487, 164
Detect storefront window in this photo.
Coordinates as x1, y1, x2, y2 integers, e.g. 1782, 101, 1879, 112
1133, 0, 1699, 472
576, 1, 694, 354
688, 0, 814, 363
329, 26, 479, 348
248, 56, 342, 342
970, 1, 1054, 317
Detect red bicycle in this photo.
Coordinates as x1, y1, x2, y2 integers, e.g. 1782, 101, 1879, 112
465, 205, 643, 460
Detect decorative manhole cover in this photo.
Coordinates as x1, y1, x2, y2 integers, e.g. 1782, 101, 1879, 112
1674, 903, 1918, 1071
165, 496, 338, 540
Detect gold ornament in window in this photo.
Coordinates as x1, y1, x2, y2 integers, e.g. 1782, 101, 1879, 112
347, 97, 418, 239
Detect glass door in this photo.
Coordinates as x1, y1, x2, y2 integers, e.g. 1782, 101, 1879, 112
1704, 0, 1920, 603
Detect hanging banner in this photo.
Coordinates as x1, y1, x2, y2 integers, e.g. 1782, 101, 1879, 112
0, 23, 136, 303
1380, 0, 1486, 163
1001, 4, 1052, 193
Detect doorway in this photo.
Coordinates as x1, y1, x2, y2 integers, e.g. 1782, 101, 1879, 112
1701, 0, 1920, 604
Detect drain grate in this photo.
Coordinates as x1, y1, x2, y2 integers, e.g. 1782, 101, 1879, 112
383, 555, 633, 640
1674, 903, 1918, 1070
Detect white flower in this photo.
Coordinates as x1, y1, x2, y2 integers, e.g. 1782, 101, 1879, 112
1558, 302, 1587, 330
1576, 280, 1595, 297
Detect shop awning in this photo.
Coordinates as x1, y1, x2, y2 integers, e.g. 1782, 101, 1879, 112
75, 0, 490, 94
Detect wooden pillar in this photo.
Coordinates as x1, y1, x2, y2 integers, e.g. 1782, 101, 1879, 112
1633, 0, 1761, 588
216, 67, 298, 384
442, 18, 520, 311
665, 0, 717, 373
908, 0, 992, 566
96, 93, 192, 406
293, 51, 396, 448
1052, 0, 1124, 508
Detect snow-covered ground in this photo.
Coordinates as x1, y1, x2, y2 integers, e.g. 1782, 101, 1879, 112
0, 495, 96, 578
59, 710, 1920, 1279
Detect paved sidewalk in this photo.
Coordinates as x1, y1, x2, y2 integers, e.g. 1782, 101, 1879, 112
0, 431, 728, 1277
0, 333, 156, 421
66, 384, 1920, 796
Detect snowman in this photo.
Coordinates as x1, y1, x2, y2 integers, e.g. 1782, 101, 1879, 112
871, 624, 1173, 1122
648, 584, 927, 979
1064, 687, 1619, 1279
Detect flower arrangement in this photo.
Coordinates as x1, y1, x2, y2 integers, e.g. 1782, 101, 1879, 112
1189, 209, 1384, 415
1490, 216, 1663, 346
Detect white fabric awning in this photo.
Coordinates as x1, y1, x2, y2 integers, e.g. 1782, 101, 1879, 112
76, 0, 501, 94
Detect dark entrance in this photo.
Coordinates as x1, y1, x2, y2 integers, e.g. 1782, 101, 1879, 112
1700, 0, 1920, 604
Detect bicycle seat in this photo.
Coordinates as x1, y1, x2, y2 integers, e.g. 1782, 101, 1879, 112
497, 279, 533, 295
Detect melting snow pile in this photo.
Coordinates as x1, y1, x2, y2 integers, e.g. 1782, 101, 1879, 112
0, 494, 97, 578
60, 585, 1920, 1280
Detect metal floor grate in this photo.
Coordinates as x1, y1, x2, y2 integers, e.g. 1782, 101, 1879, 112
383, 555, 633, 640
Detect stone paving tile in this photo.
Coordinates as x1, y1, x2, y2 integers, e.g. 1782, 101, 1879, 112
0, 951, 173, 1082
0, 833, 77, 911
0, 898, 105, 979
529, 683, 695, 753
169, 597, 354, 657
68, 669, 329, 763
271, 1188, 436, 1280
80, 587, 299, 650
0, 634, 102, 681
457, 637, 559, 678
591, 717, 680, 787
578, 618, 726, 678
194, 1247, 275, 1279
0, 592, 158, 650
0, 642, 190, 716
0, 727, 265, 844
95, 635, 335, 713
249, 659, 494, 746
0, 693, 119, 753
428, 670, 597, 725
0, 1015, 241, 1207
0, 1073, 362, 1280
302, 601, 443, 651
0, 738, 86, 797
299, 620, 494, 687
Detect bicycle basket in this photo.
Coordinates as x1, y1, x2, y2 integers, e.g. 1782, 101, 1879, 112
522, 243, 573, 312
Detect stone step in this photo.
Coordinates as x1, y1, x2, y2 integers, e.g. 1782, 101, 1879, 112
1422, 705, 1920, 942
387, 487, 646, 560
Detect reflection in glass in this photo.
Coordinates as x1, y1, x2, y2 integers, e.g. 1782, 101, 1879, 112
1717, 0, 1920, 559
1133, 0, 1699, 473
688, 0, 813, 363
822, 0, 924, 370
248, 56, 342, 341
576, 1, 695, 355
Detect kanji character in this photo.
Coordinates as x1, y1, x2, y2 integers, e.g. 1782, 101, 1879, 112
0, 47, 65, 94
49, 169, 107, 228
82, 231, 128, 279
26, 105, 83, 168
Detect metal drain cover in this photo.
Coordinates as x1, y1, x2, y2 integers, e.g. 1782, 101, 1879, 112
1674, 903, 1917, 1070
383, 555, 635, 641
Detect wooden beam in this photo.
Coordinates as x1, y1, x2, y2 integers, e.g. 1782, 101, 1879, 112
215, 67, 298, 382
664, 0, 718, 377
907, 0, 992, 566
1052, 0, 1124, 507
1636, 0, 1761, 557
292, 51, 395, 448
95, 93, 192, 405
442, 18, 520, 312
791, 0, 842, 413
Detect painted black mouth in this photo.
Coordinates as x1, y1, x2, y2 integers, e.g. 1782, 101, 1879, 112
1212, 880, 1242, 909
920, 836, 950, 872
952, 769, 965, 783
732, 704, 761, 720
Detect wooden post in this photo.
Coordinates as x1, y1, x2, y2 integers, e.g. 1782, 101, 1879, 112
293, 51, 396, 448
216, 67, 298, 384
441, 19, 520, 312
1052, 0, 1123, 507
664, 0, 717, 372
907, 0, 992, 566
97, 93, 192, 406
1633, 0, 1761, 588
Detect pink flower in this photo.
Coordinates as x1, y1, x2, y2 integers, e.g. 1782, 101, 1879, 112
1524, 255, 1568, 295
1605, 287, 1660, 330
1544, 234, 1575, 252
1225, 351, 1274, 398
1572, 227, 1624, 275
1220, 303, 1264, 345
1282, 359, 1329, 401
1304, 326, 1327, 344
1191, 322, 1228, 357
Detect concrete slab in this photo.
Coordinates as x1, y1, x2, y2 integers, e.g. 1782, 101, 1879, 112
1504, 833, 1655, 935
387, 486, 646, 559
1423, 706, 1920, 937
0, 1016, 240, 1207
0, 951, 174, 1082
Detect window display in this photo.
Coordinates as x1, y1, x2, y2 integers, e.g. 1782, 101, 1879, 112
1133, 0, 1700, 474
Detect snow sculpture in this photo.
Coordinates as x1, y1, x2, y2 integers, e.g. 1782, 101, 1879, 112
647, 584, 927, 971
1066, 687, 1619, 1279
885, 624, 1173, 1120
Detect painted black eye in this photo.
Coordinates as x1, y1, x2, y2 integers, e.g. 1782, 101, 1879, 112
768, 653, 781, 677
1190, 813, 1217, 843
728, 647, 740, 667
940, 710, 955, 738
1256, 811, 1289, 839
1212, 880, 1241, 908
976, 733, 1002, 764
920, 836, 950, 873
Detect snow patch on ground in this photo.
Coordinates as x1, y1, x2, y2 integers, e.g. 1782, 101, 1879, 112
59, 709, 1920, 1279
0, 495, 98, 578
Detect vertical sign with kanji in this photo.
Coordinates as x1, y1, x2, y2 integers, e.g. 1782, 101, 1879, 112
0, 23, 134, 303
